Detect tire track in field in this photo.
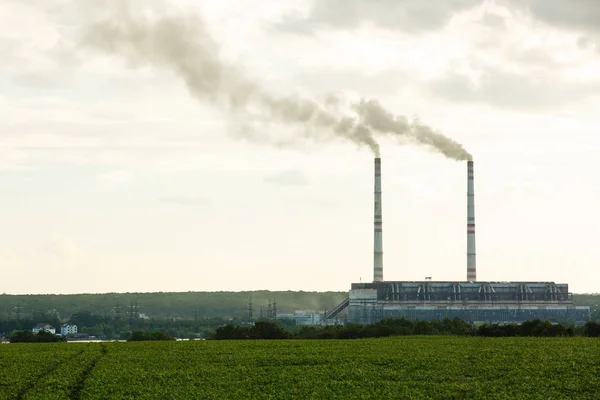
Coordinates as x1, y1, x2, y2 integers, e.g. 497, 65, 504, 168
16, 348, 86, 400
68, 344, 108, 400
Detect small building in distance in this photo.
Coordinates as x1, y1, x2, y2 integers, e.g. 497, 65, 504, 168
32, 323, 56, 335
69, 333, 90, 340
60, 324, 78, 336
277, 311, 322, 326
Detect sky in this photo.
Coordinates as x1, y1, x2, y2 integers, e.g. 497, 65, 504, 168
1, 0, 599, 295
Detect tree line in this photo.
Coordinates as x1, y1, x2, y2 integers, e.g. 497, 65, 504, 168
9, 330, 66, 343
214, 318, 600, 340
0, 291, 347, 320
5, 319, 599, 342
0, 311, 242, 340
3, 312, 599, 341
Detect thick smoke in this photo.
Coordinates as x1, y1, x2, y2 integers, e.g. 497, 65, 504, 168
81, 4, 471, 161
355, 99, 472, 160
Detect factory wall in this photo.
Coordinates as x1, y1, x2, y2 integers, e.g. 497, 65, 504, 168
347, 281, 591, 325
348, 304, 590, 325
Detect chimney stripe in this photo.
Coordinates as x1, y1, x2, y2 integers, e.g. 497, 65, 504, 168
467, 160, 476, 281
374, 157, 383, 283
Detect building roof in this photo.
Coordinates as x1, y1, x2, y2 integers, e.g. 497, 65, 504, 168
34, 323, 54, 329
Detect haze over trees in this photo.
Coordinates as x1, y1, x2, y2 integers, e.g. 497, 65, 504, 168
0, 291, 597, 340
0, 291, 348, 320
0, 291, 347, 339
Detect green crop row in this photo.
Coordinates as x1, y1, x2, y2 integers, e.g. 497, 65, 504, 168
1, 337, 599, 399
21, 344, 107, 400
0, 343, 84, 399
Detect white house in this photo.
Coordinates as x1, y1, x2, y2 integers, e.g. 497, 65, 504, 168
60, 324, 78, 336
32, 323, 56, 335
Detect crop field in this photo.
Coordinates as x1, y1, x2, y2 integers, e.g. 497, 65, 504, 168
1, 337, 599, 399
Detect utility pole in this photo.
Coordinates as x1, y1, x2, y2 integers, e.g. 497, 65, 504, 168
114, 303, 122, 326
133, 298, 140, 329
267, 299, 273, 320
13, 304, 22, 321
128, 299, 137, 329
12, 302, 23, 330
247, 298, 253, 324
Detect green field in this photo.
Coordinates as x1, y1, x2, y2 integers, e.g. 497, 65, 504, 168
1, 337, 599, 399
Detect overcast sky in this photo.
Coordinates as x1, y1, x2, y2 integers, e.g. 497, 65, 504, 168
1, 0, 599, 295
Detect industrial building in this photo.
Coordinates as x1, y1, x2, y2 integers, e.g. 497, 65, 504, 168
277, 311, 322, 326
326, 159, 590, 325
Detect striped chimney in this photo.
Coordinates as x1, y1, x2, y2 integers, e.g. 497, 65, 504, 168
467, 160, 476, 281
374, 158, 383, 282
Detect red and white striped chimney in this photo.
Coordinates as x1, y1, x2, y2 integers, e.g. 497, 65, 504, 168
374, 158, 383, 282
467, 160, 476, 281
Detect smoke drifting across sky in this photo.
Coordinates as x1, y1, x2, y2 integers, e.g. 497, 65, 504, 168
81, 2, 471, 161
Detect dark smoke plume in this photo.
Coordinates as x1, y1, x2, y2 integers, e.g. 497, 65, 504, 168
81, 2, 471, 160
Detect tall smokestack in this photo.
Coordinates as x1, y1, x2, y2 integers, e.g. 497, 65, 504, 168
467, 160, 476, 281
374, 158, 383, 282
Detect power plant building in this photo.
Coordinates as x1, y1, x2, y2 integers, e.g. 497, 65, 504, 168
327, 159, 591, 325
347, 281, 589, 325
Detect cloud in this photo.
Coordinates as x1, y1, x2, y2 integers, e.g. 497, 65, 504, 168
503, 0, 600, 34
1, 0, 598, 166
411, 3, 600, 110
97, 170, 136, 184
275, 0, 482, 34
38, 234, 83, 264
291, 69, 408, 96
159, 196, 210, 206
264, 170, 309, 186
0, 1, 81, 88
500, 0, 600, 51
427, 69, 600, 110
276, 0, 600, 38
267, 0, 600, 112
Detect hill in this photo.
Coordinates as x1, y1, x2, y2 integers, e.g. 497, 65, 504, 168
0, 291, 348, 321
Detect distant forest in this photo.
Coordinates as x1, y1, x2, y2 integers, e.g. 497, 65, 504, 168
0, 291, 598, 322
0, 290, 349, 321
